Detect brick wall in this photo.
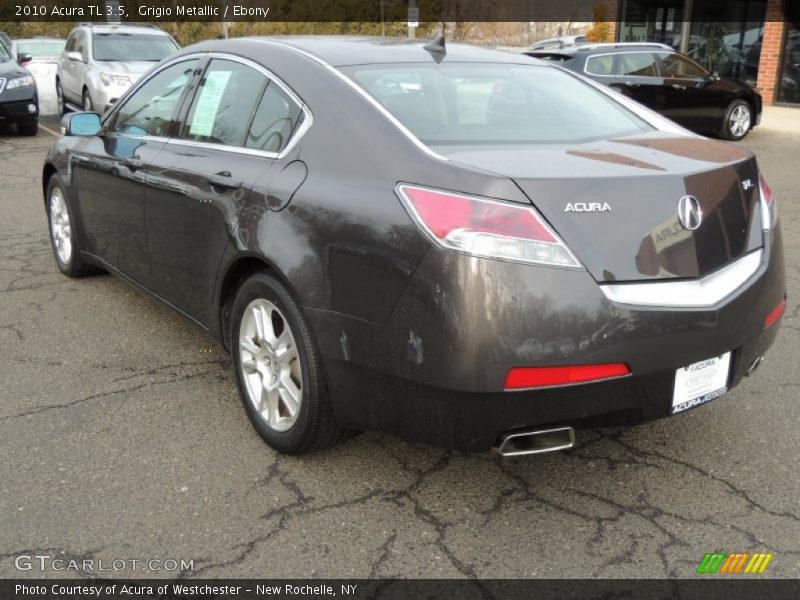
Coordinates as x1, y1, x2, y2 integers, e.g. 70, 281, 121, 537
603, 0, 619, 41
757, 0, 787, 104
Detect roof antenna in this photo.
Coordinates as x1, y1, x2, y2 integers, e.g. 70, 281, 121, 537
423, 34, 446, 63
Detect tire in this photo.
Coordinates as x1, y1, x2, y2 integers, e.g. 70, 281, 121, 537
46, 175, 101, 278
82, 88, 93, 112
56, 78, 67, 116
719, 100, 752, 141
230, 272, 350, 454
18, 120, 38, 136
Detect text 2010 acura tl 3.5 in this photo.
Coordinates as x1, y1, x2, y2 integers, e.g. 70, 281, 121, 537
42, 37, 785, 456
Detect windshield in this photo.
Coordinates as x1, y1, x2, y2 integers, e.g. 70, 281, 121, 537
0, 43, 9, 61
343, 63, 653, 144
17, 40, 66, 58
92, 34, 177, 62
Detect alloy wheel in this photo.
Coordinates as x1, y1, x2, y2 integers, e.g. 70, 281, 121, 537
729, 104, 751, 138
238, 298, 303, 432
49, 188, 72, 264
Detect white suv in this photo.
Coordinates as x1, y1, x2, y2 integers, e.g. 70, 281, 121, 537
56, 23, 179, 114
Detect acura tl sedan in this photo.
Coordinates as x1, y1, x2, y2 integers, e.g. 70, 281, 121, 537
42, 37, 785, 456
526, 43, 763, 141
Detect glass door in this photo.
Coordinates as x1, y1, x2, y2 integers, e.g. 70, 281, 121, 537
777, 0, 800, 104
619, 0, 686, 47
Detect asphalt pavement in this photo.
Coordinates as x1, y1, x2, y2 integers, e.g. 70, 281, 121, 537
1, 118, 798, 579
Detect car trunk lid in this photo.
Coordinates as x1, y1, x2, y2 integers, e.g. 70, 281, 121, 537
434, 134, 762, 282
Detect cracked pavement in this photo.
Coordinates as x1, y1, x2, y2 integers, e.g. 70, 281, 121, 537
0, 120, 798, 580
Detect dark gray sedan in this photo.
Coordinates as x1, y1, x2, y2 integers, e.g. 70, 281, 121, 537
41, 37, 785, 456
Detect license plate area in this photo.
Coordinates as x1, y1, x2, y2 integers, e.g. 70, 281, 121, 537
671, 352, 731, 415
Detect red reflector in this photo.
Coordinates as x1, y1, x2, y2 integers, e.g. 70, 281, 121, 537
764, 297, 786, 329
504, 363, 630, 389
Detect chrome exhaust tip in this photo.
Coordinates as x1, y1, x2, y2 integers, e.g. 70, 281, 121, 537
495, 426, 575, 457
746, 355, 764, 376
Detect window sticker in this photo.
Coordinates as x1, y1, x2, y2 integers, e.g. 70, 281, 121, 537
189, 70, 232, 137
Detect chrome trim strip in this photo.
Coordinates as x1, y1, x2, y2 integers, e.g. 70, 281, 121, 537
102, 52, 312, 159
252, 39, 449, 162
166, 137, 279, 159
599, 250, 763, 308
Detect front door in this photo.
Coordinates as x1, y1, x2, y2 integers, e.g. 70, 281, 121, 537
657, 51, 722, 131
73, 58, 200, 280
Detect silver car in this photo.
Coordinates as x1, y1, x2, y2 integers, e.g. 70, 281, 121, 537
56, 23, 178, 114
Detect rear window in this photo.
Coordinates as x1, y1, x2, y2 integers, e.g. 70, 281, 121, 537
342, 63, 652, 145
618, 52, 659, 77
17, 41, 65, 58
92, 33, 177, 62
585, 54, 616, 76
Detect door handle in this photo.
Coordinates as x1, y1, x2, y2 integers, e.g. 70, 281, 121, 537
207, 171, 242, 190
123, 157, 143, 169
672, 84, 687, 90
624, 81, 641, 88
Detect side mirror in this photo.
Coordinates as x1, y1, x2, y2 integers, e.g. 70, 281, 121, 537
66, 51, 84, 62
61, 112, 102, 137
17, 53, 33, 66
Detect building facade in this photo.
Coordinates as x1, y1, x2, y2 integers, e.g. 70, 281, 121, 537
603, 0, 800, 106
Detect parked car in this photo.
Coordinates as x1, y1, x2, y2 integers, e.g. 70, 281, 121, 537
525, 43, 763, 140
56, 23, 179, 115
12, 37, 65, 116
0, 40, 39, 135
528, 35, 586, 51
12, 37, 66, 66
42, 37, 784, 456
0, 32, 12, 55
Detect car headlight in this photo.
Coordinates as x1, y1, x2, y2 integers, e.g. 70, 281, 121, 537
100, 73, 131, 87
5, 76, 35, 90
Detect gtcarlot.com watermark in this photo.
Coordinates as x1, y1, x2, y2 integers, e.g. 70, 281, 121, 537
15, 554, 193, 573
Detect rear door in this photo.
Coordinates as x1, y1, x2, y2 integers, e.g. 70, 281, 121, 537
142, 57, 305, 325
611, 51, 668, 113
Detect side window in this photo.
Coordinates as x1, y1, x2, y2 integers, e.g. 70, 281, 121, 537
585, 54, 616, 76
65, 32, 76, 52
183, 59, 266, 147
245, 82, 303, 153
658, 53, 707, 78
110, 59, 198, 137
75, 32, 87, 61
617, 53, 659, 77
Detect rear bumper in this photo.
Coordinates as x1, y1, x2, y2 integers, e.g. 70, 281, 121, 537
308, 226, 786, 452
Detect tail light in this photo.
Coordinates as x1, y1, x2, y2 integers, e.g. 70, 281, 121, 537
504, 363, 630, 390
396, 184, 581, 268
759, 173, 777, 231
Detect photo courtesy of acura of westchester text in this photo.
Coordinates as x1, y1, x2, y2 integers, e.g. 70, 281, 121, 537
1, 0, 799, 595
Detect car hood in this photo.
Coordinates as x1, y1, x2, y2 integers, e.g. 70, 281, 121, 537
433, 133, 763, 282
94, 60, 156, 81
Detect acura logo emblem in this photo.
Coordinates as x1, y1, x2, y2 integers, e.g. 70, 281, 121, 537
677, 195, 703, 230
